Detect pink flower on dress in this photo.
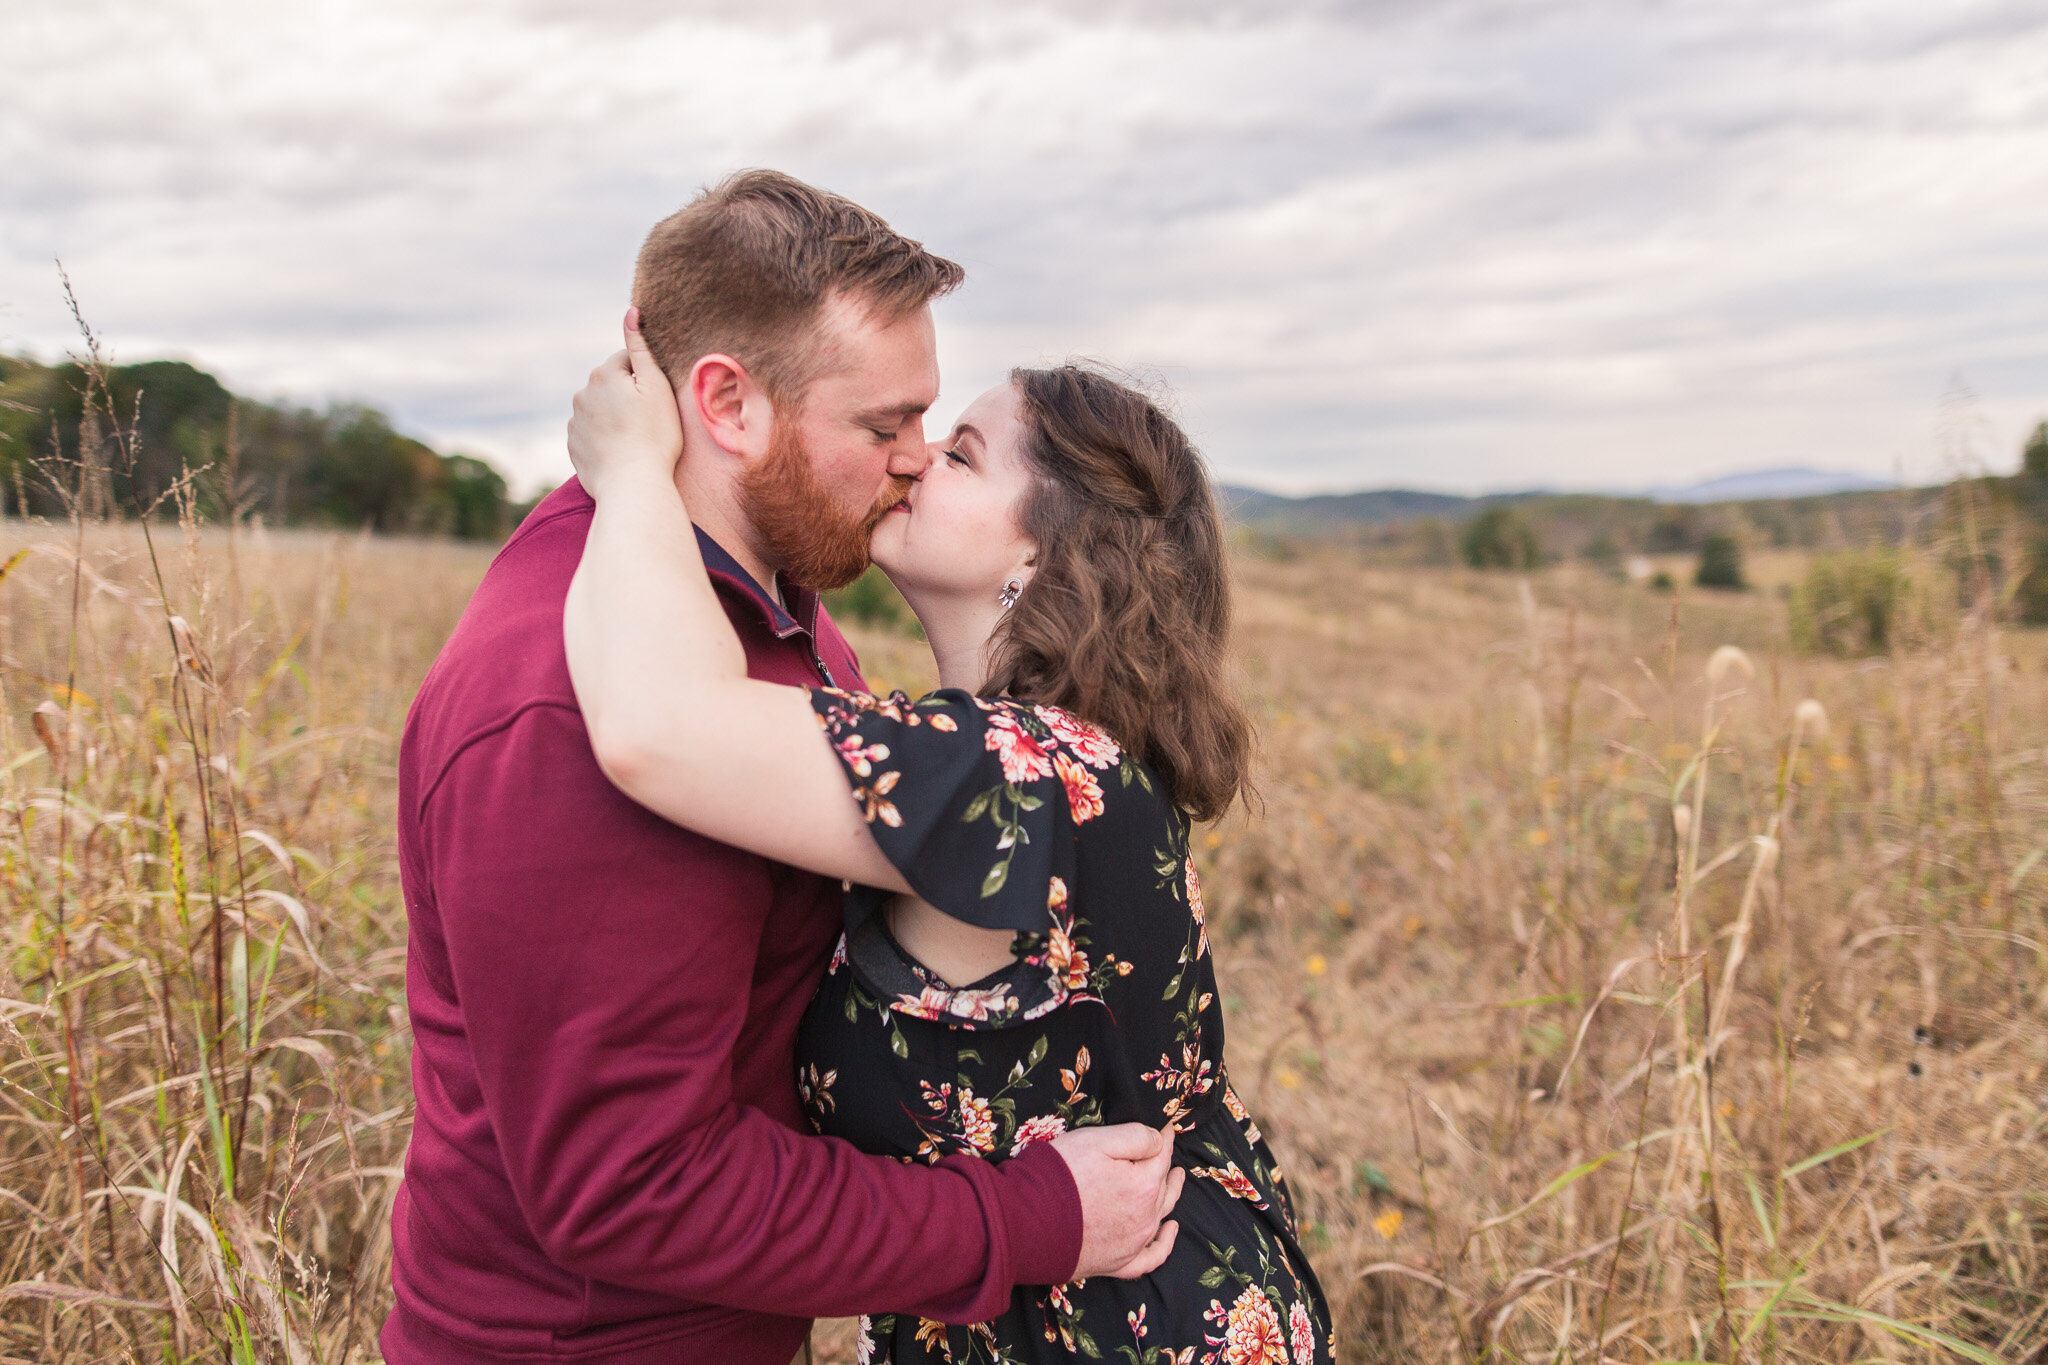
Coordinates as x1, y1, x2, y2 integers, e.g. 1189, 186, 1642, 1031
985, 710, 1054, 784
1054, 751, 1105, 823
1222, 1287, 1288, 1365
896, 982, 1017, 1022
1034, 704, 1122, 768
834, 736, 891, 777
1289, 1301, 1316, 1365
1010, 1113, 1067, 1155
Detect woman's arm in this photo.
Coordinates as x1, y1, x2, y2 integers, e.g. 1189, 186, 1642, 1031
561, 316, 909, 894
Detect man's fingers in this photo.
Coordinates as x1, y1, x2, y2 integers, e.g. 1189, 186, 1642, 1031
1149, 1125, 1178, 1171
1084, 1122, 1165, 1162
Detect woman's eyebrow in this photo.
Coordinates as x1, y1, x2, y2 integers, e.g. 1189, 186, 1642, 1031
951, 422, 986, 449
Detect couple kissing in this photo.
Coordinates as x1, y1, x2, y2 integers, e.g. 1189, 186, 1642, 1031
385, 169, 1331, 1365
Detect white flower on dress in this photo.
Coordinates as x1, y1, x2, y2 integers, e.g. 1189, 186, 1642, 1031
1010, 1113, 1067, 1155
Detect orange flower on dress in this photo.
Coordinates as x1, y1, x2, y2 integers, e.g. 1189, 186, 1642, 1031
1054, 751, 1105, 823
1191, 1160, 1270, 1209
1185, 858, 1210, 958
1223, 1083, 1263, 1144
1222, 1287, 1288, 1365
855, 770, 903, 827
1041, 919, 1092, 994
957, 1089, 997, 1153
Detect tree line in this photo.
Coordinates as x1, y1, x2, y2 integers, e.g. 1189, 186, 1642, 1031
0, 355, 526, 538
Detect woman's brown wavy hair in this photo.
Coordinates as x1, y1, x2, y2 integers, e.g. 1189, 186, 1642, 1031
984, 365, 1256, 822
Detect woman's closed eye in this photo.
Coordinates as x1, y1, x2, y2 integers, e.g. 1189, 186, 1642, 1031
944, 447, 970, 468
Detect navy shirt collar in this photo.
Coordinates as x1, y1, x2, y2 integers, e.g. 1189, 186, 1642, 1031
694, 525, 819, 642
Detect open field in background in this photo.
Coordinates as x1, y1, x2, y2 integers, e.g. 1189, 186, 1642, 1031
1, 507, 2044, 1363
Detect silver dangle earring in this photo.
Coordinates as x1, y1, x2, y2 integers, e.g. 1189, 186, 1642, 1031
997, 578, 1023, 610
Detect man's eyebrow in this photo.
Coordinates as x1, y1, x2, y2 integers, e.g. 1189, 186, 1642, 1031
852, 399, 934, 423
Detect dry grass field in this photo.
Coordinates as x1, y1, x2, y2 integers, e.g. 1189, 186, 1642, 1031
2, 498, 2044, 1363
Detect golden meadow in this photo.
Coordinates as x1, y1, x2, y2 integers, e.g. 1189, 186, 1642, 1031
2, 367, 2044, 1363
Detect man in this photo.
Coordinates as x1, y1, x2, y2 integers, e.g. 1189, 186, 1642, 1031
384, 170, 1180, 1364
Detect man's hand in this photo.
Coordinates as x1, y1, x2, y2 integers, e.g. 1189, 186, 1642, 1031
566, 308, 686, 502
1050, 1124, 1184, 1281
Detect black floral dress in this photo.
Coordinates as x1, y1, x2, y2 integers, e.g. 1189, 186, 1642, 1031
797, 688, 1332, 1365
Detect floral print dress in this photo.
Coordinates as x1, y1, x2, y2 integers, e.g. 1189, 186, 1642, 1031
798, 688, 1332, 1365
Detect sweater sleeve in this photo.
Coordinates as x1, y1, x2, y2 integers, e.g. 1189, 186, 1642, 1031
420, 700, 1082, 1319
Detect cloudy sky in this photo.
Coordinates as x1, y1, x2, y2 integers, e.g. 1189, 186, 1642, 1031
8, 0, 2048, 495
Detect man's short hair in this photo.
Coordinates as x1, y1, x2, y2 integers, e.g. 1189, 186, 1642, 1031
632, 169, 964, 406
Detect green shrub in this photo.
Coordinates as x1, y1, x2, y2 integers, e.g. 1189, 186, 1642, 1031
2016, 541, 2048, 626
1461, 506, 1541, 570
1694, 534, 1745, 590
1789, 549, 1913, 655
824, 565, 922, 637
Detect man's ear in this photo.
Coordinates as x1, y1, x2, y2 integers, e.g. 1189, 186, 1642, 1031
687, 353, 777, 461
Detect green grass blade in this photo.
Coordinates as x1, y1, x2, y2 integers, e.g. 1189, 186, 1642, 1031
1784, 1127, 1890, 1178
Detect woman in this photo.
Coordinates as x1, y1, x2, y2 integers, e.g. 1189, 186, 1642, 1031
562, 319, 1331, 1365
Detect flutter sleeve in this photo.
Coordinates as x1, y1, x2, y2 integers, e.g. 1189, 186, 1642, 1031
808, 687, 1129, 933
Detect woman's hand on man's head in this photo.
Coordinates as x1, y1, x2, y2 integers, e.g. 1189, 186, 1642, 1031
566, 307, 686, 502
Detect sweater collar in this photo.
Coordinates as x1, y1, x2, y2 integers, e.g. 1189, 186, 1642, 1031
694, 525, 818, 642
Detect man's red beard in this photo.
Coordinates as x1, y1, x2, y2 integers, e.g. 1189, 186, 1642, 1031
738, 415, 912, 592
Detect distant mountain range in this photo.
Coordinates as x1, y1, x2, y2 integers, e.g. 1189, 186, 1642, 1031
1217, 466, 1900, 531
1644, 467, 1895, 503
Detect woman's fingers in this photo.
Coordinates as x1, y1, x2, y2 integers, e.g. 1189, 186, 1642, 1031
1104, 1219, 1177, 1280
624, 307, 658, 374
1154, 1165, 1186, 1223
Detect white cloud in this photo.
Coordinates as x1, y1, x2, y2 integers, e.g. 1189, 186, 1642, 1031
5, 0, 2047, 495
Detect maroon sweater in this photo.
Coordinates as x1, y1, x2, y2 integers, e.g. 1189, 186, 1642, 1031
383, 481, 1083, 1363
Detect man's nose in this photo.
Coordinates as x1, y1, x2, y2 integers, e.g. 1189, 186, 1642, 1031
888, 429, 935, 479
